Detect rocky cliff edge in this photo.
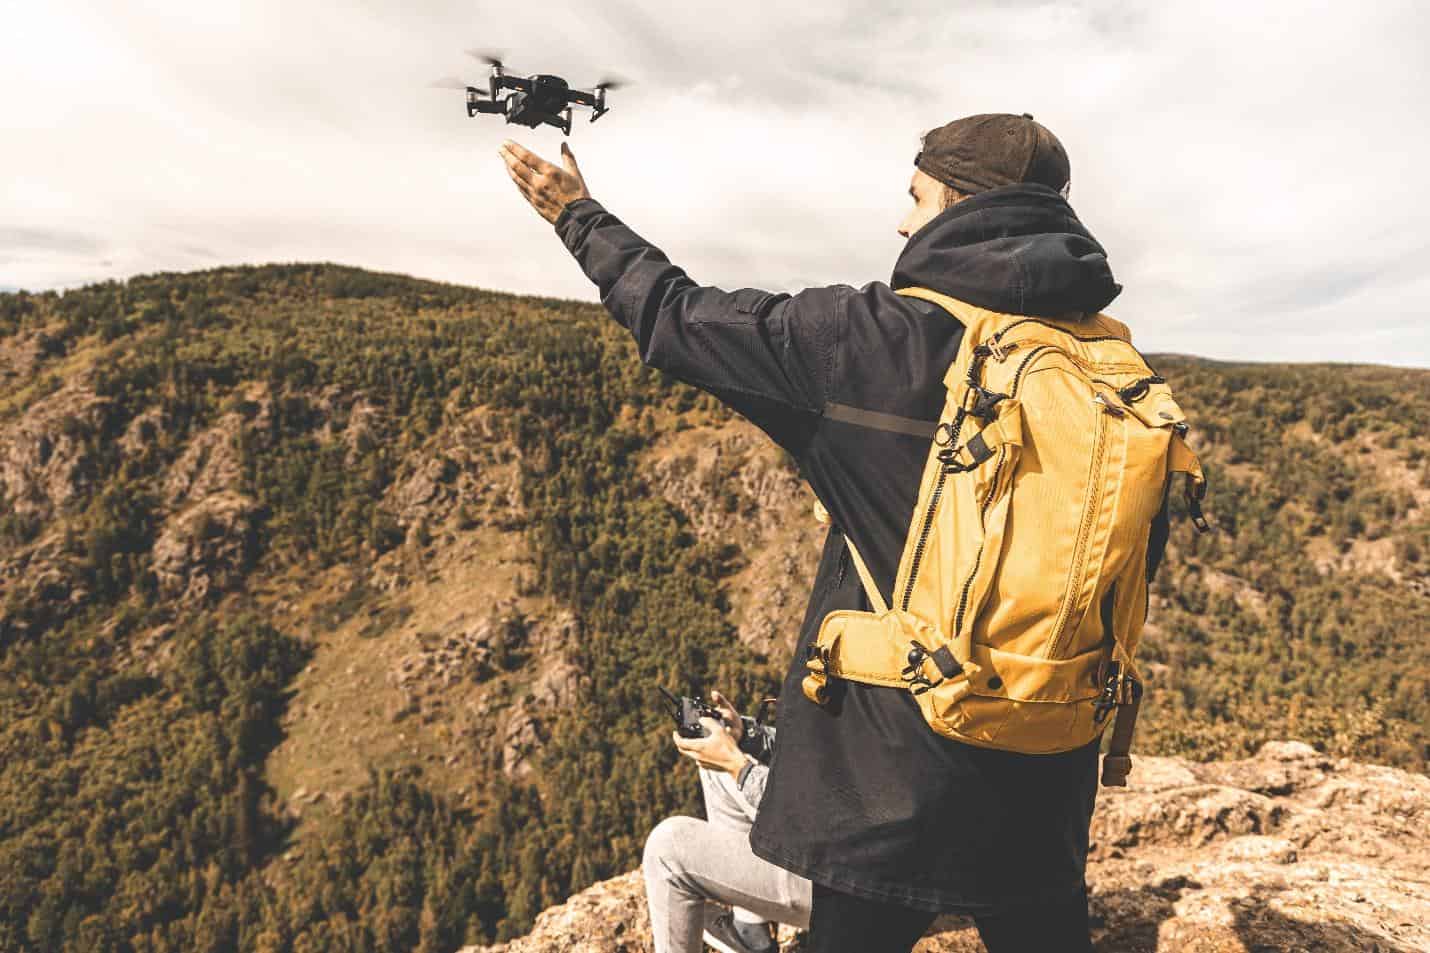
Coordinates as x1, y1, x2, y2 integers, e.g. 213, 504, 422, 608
460, 741, 1429, 952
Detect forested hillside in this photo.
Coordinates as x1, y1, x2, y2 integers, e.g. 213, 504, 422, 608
0, 265, 1424, 952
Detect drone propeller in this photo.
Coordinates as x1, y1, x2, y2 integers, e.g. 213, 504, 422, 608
593, 75, 630, 91
428, 76, 489, 95
466, 49, 509, 68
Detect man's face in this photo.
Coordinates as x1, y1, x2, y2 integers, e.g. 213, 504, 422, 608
897, 169, 953, 240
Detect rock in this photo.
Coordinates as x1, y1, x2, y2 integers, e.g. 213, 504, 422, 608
378, 404, 524, 543
117, 405, 168, 462
161, 383, 272, 507
1255, 740, 1322, 762
149, 492, 261, 605
501, 704, 544, 779
0, 384, 116, 523
0, 529, 90, 642
641, 423, 819, 658
457, 870, 650, 953
1218, 835, 1298, 865
1091, 778, 1286, 850
342, 396, 385, 464
532, 658, 581, 709
468, 745, 1430, 952
0, 326, 52, 384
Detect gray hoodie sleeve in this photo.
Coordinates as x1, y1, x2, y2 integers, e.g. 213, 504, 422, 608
736, 759, 770, 809
734, 719, 776, 808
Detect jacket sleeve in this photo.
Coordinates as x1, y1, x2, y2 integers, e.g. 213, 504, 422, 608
555, 198, 843, 457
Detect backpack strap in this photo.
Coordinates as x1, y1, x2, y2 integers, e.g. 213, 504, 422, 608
812, 499, 888, 614
1101, 690, 1143, 786
1103, 428, 1211, 787
1169, 428, 1210, 532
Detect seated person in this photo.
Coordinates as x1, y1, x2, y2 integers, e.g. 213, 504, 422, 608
643, 690, 812, 953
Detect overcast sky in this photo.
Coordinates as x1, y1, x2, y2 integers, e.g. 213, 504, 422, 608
2, 1, 1427, 366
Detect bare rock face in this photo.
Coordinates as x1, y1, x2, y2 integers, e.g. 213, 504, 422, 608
342, 396, 385, 464
645, 428, 805, 542
501, 703, 546, 780
0, 530, 90, 643
642, 424, 821, 658
498, 611, 583, 779
0, 384, 116, 523
150, 491, 262, 605
0, 327, 54, 386
163, 425, 245, 508
1, 380, 277, 637
461, 742, 1430, 953
118, 405, 168, 463
381, 601, 584, 777
380, 405, 524, 545
0, 384, 125, 642
164, 383, 273, 508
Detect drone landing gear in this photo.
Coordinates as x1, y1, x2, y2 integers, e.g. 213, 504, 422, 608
468, 98, 506, 118
543, 107, 572, 135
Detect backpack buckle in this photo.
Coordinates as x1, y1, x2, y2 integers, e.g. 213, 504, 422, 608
900, 641, 945, 695
1093, 661, 1143, 724
959, 382, 1008, 421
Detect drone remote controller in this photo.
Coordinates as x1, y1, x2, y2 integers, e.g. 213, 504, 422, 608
659, 687, 721, 739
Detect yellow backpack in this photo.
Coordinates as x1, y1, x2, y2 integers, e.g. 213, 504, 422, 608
803, 287, 1210, 786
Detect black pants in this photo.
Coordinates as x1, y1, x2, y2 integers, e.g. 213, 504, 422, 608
804, 882, 1093, 953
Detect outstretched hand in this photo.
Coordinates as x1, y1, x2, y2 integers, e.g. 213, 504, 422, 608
498, 139, 592, 224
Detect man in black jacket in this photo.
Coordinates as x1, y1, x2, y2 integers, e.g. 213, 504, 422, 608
499, 113, 1120, 953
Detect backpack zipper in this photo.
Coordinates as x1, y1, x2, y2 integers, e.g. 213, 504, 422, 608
950, 444, 1009, 635
900, 443, 957, 610
1044, 403, 1113, 659
899, 343, 1056, 612
992, 318, 1130, 347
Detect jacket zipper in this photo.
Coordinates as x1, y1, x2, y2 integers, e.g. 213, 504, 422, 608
899, 343, 1056, 612
1044, 406, 1112, 659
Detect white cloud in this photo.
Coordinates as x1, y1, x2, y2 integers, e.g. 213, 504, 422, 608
0, 0, 1425, 366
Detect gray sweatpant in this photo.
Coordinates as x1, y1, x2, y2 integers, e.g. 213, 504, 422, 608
642, 767, 813, 953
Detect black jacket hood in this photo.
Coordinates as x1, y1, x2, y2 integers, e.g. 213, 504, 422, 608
890, 183, 1121, 317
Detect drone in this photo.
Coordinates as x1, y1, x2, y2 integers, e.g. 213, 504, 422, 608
431, 50, 627, 136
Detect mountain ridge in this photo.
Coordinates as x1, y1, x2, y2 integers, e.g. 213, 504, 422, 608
0, 263, 1425, 950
